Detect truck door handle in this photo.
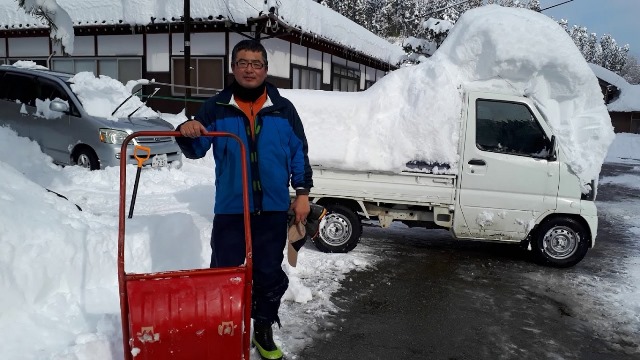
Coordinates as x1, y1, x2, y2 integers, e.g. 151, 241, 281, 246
468, 159, 486, 166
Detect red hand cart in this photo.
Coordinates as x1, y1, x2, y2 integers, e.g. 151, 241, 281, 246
117, 131, 252, 359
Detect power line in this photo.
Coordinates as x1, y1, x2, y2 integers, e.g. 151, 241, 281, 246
540, 0, 574, 12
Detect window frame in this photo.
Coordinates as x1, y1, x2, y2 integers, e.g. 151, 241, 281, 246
0, 72, 38, 106
475, 99, 551, 158
50, 57, 142, 84
291, 64, 322, 90
171, 56, 224, 97
332, 64, 360, 92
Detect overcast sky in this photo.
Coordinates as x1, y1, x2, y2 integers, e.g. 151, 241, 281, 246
540, 0, 640, 58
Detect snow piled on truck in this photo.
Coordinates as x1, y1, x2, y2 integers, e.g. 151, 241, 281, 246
287, 5, 614, 187
284, 61, 462, 171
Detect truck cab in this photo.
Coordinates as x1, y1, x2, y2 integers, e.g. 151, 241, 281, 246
452, 91, 596, 266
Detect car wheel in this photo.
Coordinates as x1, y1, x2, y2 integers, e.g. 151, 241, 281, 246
74, 148, 100, 170
313, 204, 362, 253
531, 217, 590, 268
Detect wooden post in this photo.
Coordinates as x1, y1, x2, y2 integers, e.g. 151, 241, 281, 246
184, 0, 191, 99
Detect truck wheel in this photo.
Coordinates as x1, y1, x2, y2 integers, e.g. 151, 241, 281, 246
531, 217, 590, 268
74, 148, 100, 170
313, 204, 362, 253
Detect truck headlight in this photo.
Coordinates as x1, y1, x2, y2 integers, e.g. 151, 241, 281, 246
99, 129, 128, 144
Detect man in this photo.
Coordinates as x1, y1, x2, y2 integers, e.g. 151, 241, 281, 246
176, 40, 313, 360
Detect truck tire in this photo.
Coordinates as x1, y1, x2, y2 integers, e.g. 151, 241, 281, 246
74, 148, 100, 170
531, 217, 590, 268
313, 204, 362, 253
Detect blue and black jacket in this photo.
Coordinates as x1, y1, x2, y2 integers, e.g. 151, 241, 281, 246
176, 83, 313, 214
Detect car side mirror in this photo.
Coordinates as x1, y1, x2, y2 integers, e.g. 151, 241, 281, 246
547, 135, 557, 162
49, 99, 69, 113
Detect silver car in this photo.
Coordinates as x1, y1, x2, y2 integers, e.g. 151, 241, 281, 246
0, 65, 182, 169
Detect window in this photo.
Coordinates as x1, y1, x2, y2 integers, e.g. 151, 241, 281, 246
0, 73, 38, 106
51, 58, 142, 88
332, 64, 360, 92
172, 57, 223, 97
292, 65, 322, 90
475, 99, 550, 158
37, 78, 67, 101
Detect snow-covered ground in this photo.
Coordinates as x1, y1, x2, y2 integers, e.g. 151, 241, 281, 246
1, 129, 639, 360
0, 125, 379, 359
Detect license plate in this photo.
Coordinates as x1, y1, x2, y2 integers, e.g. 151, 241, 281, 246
151, 154, 168, 168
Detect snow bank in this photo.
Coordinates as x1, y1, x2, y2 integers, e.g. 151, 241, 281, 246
605, 132, 640, 164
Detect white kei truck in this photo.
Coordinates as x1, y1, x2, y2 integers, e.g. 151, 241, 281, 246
303, 91, 597, 268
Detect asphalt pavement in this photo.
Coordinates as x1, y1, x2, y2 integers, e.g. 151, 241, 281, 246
297, 163, 640, 360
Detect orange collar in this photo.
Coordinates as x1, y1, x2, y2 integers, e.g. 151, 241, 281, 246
235, 89, 267, 138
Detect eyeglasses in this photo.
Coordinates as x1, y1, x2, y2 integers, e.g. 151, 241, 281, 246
234, 60, 266, 69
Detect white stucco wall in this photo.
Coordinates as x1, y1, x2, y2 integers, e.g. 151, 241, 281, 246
71, 36, 94, 56
8, 37, 49, 57
291, 43, 306, 66
98, 35, 143, 56
322, 52, 331, 84
147, 33, 169, 72
308, 48, 322, 70
262, 37, 290, 79
172, 32, 225, 55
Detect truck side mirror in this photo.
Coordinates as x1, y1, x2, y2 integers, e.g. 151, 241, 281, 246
547, 135, 557, 162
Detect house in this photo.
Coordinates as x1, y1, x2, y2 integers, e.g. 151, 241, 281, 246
0, 0, 404, 114
589, 63, 640, 133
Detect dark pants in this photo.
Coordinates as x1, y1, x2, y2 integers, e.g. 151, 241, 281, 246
211, 211, 289, 325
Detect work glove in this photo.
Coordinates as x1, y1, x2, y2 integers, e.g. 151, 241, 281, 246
287, 203, 327, 266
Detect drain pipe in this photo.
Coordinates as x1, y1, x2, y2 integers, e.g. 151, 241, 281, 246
47, 51, 57, 69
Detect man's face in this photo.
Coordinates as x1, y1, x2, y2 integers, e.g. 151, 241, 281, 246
232, 50, 268, 89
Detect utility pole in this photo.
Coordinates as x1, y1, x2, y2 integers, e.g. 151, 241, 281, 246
184, 0, 191, 99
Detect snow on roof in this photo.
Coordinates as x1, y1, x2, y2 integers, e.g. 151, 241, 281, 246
588, 63, 640, 112
0, 0, 404, 65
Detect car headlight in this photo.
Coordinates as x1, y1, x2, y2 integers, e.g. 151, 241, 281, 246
99, 129, 128, 144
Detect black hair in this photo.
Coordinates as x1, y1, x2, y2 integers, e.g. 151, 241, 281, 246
231, 40, 268, 66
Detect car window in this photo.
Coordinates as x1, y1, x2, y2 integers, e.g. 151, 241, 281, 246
37, 77, 80, 116
38, 78, 69, 102
476, 99, 551, 158
0, 73, 38, 106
